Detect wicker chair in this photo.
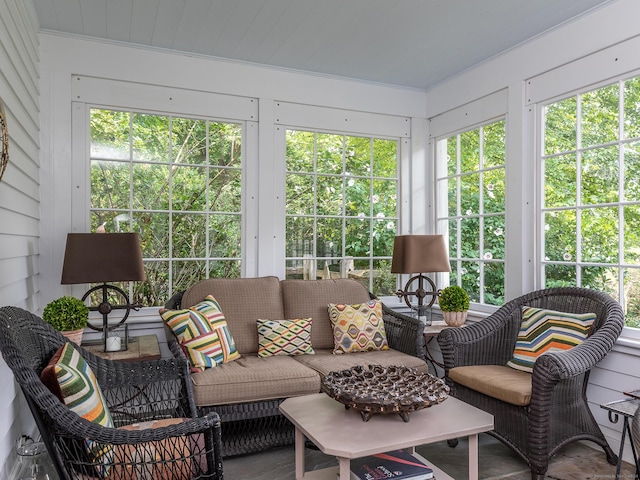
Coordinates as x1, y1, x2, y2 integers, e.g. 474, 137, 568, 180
0, 306, 223, 480
437, 287, 624, 480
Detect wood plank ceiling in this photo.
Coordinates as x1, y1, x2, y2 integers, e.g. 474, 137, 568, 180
32, 0, 613, 90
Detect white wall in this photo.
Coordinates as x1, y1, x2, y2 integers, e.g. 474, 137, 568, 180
0, 0, 40, 476
427, 0, 640, 463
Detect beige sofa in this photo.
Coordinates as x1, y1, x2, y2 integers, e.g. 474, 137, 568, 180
164, 276, 427, 456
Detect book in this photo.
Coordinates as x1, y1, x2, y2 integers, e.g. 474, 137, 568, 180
348, 449, 434, 480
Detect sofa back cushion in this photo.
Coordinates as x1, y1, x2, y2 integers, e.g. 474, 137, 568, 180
281, 279, 371, 350
181, 277, 284, 354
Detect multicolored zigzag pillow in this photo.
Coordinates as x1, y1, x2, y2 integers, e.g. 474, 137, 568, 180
160, 295, 240, 371
328, 300, 388, 354
506, 306, 596, 373
257, 318, 315, 357
40, 342, 114, 476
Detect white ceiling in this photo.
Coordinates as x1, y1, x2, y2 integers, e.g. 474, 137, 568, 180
32, 0, 614, 90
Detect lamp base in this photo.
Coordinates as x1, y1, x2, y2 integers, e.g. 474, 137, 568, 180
410, 305, 432, 326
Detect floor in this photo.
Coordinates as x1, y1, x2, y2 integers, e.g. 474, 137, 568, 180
223, 434, 637, 480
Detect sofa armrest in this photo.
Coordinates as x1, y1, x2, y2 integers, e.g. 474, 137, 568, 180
380, 302, 426, 359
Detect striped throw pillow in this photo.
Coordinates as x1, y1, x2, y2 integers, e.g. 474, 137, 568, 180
328, 300, 388, 354
41, 342, 114, 476
257, 318, 315, 357
160, 295, 240, 370
506, 306, 596, 373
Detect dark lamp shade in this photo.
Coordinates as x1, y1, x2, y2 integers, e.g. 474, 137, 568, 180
61, 233, 146, 284
391, 235, 451, 274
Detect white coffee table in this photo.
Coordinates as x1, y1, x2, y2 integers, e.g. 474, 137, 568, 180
280, 393, 493, 480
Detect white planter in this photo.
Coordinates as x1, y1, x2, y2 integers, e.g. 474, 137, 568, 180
61, 328, 84, 345
443, 311, 467, 327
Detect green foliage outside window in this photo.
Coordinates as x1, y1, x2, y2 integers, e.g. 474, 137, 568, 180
285, 130, 399, 296
90, 109, 242, 306
543, 75, 640, 327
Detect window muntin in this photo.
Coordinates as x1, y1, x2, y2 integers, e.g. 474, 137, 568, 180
436, 120, 506, 306
89, 108, 242, 306
284, 130, 398, 295
541, 76, 640, 327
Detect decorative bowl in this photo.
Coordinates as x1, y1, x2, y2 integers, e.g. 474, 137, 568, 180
321, 364, 449, 422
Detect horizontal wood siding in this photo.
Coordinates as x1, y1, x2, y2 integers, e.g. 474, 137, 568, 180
0, 0, 40, 477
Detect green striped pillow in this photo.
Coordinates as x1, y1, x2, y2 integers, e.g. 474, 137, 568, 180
506, 306, 596, 373
41, 342, 114, 476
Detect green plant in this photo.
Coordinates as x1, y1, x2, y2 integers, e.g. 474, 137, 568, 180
42, 296, 89, 331
438, 286, 470, 312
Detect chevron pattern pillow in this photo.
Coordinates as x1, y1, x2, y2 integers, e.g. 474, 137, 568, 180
257, 318, 315, 357
160, 295, 240, 371
506, 306, 596, 373
328, 300, 388, 354
40, 342, 114, 476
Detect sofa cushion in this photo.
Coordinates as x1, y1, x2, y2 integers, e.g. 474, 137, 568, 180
257, 318, 315, 357
181, 277, 284, 354
281, 279, 371, 350
506, 306, 596, 373
190, 355, 321, 406
328, 300, 388, 354
293, 348, 429, 378
160, 295, 240, 370
449, 365, 532, 406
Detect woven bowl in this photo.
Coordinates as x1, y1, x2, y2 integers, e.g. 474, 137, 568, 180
321, 364, 449, 422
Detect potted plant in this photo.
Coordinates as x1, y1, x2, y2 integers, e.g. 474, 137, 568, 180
42, 296, 89, 344
438, 285, 470, 327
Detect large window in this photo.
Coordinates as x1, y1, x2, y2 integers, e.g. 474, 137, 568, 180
284, 130, 398, 295
541, 75, 640, 327
89, 108, 243, 306
436, 120, 506, 306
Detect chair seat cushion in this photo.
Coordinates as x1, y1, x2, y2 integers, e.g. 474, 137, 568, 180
190, 354, 321, 407
449, 365, 532, 406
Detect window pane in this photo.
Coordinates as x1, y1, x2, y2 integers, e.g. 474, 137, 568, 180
581, 266, 618, 298
210, 122, 242, 168
461, 260, 480, 303
317, 134, 343, 175
624, 205, 640, 264
210, 168, 242, 212
581, 207, 618, 263
91, 161, 130, 210
484, 217, 505, 260
286, 216, 314, 257
172, 165, 207, 211
132, 113, 169, 162
544, 97, 577, 155
345, 177, 371, 216
544, 264, 577, 288
484, 262, 504, 306
372, 179, 397, 218
624, 77, 640, 140
286, 174, 314, 215
173, 117, 207, 165
460, 173, 479, 215
460, 130, 479, 171
316, 217, 342, 257
317, 175, 343, 216
582, 84, 619, 147
345, 136, 370, 176
91, 110, 130, 160
132, 163, 170, 210
372, 139, 397, 178
624, 142, 640, 201
483, 169, 505, 214
581, 146, 619, 205
483, 121, 505, 168
286, 130, 314, 172
544, 210, 576, 262
172, 213, 207, 257
345, 218, 371, 257
210, 214, 241, 258
544, 154, 576, 207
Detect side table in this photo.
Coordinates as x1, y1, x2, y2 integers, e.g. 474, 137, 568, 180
423, 323, 450, 376
600, 397, 640, 479
81, 334, 161, 362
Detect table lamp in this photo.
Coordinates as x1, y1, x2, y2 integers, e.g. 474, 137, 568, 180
61, 232, 146, 351
391, 235, 451, 322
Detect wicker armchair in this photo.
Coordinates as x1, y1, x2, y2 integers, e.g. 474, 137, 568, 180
437, 287, 624, 480
0, 306, 223, 480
